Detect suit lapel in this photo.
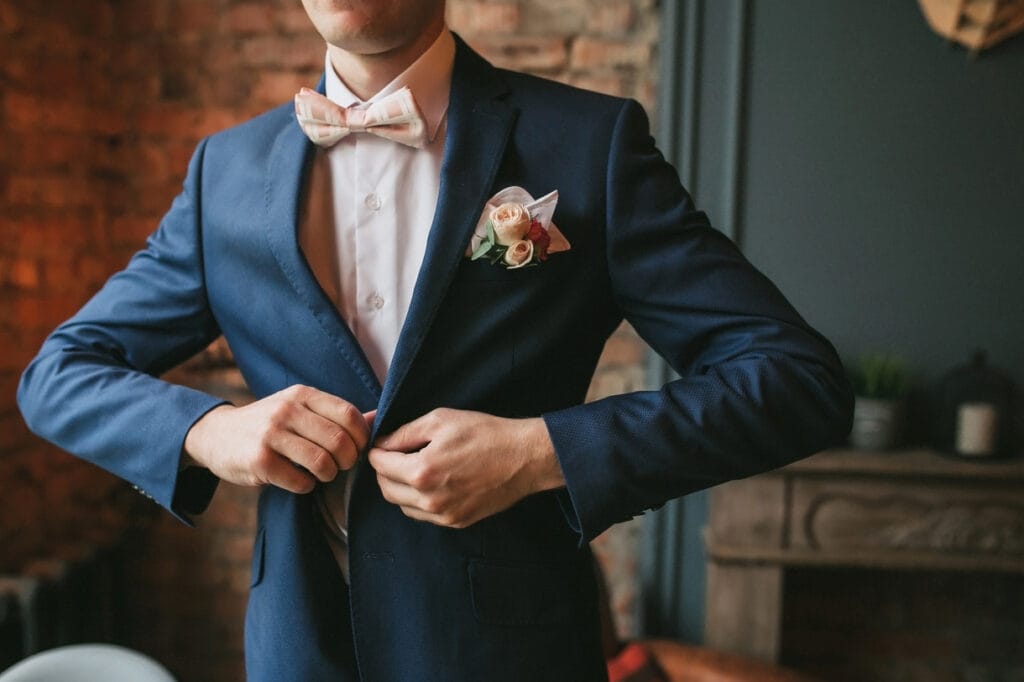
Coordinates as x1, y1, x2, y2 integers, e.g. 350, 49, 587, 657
375, 40, 516, 434
263, 102, 382, 400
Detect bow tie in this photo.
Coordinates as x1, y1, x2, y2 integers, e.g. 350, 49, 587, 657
294, 86, 428, 149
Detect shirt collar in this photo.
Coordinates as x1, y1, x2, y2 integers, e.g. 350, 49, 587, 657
324, 28, 455, 144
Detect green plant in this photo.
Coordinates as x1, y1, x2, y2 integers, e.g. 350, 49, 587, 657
849, 355, 909, 400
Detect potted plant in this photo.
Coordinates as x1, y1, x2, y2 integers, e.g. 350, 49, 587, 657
848, 355, 909, 451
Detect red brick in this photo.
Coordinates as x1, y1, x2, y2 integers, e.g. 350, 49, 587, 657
586, 2, 637, 36
4, 60, 110, 101
223, 3, 276, 34
240, 35, 323, 69
169, 0, 219, 33
250, 71, 305, 104
467, 36, 569, 72
13, 293, 84, 332
5, 177, 100, 210
132, 183, 184, 215
448, 1, 521, 35
135, 104, 240, 138
0, 336, 38, 372
16, 215, 97, 257
7, 133, 98, 171
166, 139, 201, 177
2, 92, 126, 136
117, 0, 170, 35
0, 399, 23, 452
569, 73, 628, 97
76, 255, 118, 289
0, 368, 18, 396
570, 36, 651, 70
279, 5, 317, 34
0, 0, 21, 35
134, 141, 172, 183
3, 258, 41, 289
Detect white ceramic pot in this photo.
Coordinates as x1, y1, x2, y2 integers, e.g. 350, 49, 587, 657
849, 397, 904, 451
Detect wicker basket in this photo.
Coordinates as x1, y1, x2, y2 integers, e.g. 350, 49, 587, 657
918, 0, 1024, 51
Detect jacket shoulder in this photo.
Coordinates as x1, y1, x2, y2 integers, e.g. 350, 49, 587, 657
502, 68, 626, 107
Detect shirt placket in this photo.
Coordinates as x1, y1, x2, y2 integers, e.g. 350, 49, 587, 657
353, 135, 396, 383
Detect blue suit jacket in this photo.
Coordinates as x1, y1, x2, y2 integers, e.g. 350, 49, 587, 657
19, 38, 852, 681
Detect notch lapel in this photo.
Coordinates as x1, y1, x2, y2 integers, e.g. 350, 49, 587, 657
263, 101, 382, 400
375, 41, 516, 434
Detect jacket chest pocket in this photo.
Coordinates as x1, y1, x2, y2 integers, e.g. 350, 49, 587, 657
454, 249, 580, 284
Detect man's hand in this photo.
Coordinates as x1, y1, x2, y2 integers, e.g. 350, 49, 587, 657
183, 385, 373, 494
368, 408, 565, 528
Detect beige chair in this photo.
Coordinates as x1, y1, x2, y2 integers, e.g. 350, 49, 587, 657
0, 644, 176, 682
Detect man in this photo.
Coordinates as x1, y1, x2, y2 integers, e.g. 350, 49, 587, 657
18, 1, 853, 680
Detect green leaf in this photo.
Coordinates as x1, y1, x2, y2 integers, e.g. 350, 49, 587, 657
471, 240, 493, 260
471, 221, 500, 261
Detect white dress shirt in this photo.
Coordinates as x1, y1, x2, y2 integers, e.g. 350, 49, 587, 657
299, 29, 456, 579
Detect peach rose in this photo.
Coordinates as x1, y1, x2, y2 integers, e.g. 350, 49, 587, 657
490, 202, 531, 245
503, 239, 534, 268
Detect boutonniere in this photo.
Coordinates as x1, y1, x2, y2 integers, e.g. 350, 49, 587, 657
466, 187, 571, 269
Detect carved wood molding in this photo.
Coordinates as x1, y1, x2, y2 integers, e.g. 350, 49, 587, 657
803, 492, 1024, 555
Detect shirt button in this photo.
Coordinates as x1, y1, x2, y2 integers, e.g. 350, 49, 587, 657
364, 193, 382, 211
369, 293, 385, 310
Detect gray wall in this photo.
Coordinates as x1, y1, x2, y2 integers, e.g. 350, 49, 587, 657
741, 0, 1024, 390
644, 0, 1024, 644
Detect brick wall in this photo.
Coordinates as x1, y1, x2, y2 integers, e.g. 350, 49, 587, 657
1, 2, 136, 572
2, 1, 659, 679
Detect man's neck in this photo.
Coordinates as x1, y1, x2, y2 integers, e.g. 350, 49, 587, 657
326, 20, 446, 101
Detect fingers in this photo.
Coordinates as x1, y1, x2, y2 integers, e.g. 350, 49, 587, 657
368, 446, 422, 489
369, 409, 473, 527
374, 409, 444, 453
264, 427, 341, 484
299, 387, 372, 452
372, 463, 468, 529
283, 406, 361, 474
266, 386, 371, 476
368, 410, 556, 530
262, 454, 318, 495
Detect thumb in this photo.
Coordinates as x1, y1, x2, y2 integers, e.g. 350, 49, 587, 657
375, 413, 434, 453
362, 409, 377, 430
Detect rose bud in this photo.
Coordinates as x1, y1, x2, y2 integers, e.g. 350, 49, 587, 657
503, 239, 535, 269
490, 203, 532, 245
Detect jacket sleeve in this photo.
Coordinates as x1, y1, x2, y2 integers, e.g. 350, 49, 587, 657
542, 99, 853, 543
17, 138, 226, 523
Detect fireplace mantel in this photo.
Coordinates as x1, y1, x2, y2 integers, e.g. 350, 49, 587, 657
703, 448, 1024, 661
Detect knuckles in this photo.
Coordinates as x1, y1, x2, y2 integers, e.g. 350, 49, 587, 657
283, 384, 312, 401
420, 494, 446, 515
323, 427, 353, 456
408, 462, 436, 490
267, 399, 298, 429
307, 449, 338, 481
252, 448, 278, 474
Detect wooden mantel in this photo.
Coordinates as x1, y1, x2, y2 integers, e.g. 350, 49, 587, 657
703, 449, 1024, 662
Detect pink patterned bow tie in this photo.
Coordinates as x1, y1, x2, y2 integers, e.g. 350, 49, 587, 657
294, 86, 428, 149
